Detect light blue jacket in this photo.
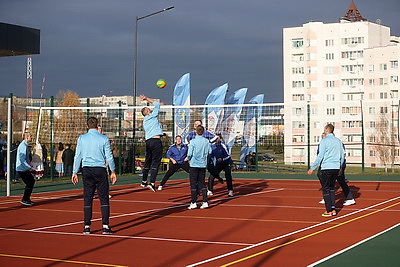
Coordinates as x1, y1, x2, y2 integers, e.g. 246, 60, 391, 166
73, 129, 115, 174
187, 136, 211, 168
16, 140, 31, 172
311, 133, 344, 170
143, 101, 163, 140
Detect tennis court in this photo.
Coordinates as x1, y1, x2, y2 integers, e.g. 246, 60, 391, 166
0, 176, 399, 266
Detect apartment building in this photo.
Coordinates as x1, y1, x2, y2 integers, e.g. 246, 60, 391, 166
283, 2, 399, 167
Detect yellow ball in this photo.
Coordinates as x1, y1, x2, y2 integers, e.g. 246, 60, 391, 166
156, 79, 166, 88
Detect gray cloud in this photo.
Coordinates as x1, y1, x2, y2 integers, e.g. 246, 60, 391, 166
1, 0, 399, 103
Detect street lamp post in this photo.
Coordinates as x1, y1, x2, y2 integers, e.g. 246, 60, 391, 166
133, 6, 174, 106
132, 6, 174, 173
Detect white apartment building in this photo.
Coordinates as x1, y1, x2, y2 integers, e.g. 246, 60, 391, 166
283, 2, 399, 168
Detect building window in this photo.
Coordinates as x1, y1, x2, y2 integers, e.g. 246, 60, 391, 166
380, 106, 388, 113
390, 60, 398, 69
369, 150, 376, 157
347, 94, 354, 101
292, 67, 304, 74
326, 81, 335, 88
390, 76, 398, 83
292, 94, 305, 101
369, 107, 375, 114
343, 121, 362, 128
341, 50, 363, 59
325, 53, 334, 60
326, 94, 335, 101
369, 121, 375, 128
379, 78, 388, 85
369, 93, 375, 99
292, 135, 305, 143
325, 39, 334, 47
369, 64, 374, 72
292, 81, 305, 88
293, 107, 303, 115
380, 92, 388, 99
292, 39, 304, 48
368, 79, 375, 86
292, 121, 305, 128
291, 54, 304, 62
341, 37, 365, 45
379, 63, 388, 71
325, 66, 334, 74
326, 108, 335, 115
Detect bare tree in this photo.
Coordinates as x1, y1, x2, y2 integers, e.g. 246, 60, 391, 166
374, 112, 393, 172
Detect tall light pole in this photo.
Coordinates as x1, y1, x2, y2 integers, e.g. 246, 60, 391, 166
133, 6, 174, 106
132, 6, 174, 173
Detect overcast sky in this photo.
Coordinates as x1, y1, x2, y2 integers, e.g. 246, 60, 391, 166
1, 0, 399, 104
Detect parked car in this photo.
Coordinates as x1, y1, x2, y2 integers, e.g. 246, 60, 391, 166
258, 155, 275, 162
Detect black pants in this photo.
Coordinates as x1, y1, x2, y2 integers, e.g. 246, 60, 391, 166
208, 163, 233, 192
320, 169, 339, 212
189, 167, 208, 203
82, 167, 110, 226
160, 161, 189, 186
142, 138, 163, 184
18, 171, 35, 201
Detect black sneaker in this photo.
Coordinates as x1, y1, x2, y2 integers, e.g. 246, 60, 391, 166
140, 181, 148, 188
83, 226, 91, 235
102, 227, 113, 235
147, 183, 156, 192
20, 200, 34, 206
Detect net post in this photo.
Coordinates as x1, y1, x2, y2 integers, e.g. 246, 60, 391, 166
6, 93, 13, 196
50, 96, 54, 181
118, 101, 122, 175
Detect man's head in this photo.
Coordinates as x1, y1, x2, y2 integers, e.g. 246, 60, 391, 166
324, 123, 335, 134
141, 107, 151, 116
175, 135, 182, 145
87, 117, 99, 129
216, 133, 222, 143
196, 125, 204, 136
194, 120, 202, 129
23, 132, 32, 142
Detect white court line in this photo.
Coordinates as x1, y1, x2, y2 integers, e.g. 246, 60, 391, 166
186, 195, 400, 267
307, 222, 400, 266
0, 227, 253, 246
30, 187, 284, 231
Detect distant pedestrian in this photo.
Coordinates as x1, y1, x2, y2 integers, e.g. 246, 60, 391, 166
62, 144, 75, 176
16, 132, 36, 206
308, 124, 344, 217
187, 125, 212, 209
158, 135, 189, 190
139, 94, 164, 192
54, 142, 64, 177
72, 117, 117, 235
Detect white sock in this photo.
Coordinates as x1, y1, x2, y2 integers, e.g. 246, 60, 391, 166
103, 225, 109, 229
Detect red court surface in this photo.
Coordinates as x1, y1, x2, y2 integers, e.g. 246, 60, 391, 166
0, 178, 399, 266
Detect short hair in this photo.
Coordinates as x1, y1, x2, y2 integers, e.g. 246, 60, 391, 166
141, 107, 148, 116
325, 123, 335, 133
196, 125, 204, 136
87, 117, 98, 129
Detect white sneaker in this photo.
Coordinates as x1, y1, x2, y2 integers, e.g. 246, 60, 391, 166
343, 199, 356, 206
158, 186, 163, 191
207, 190, 213, 196
188, 202, 197, 209
228, 190, 234, 197
200, 202, 209, 209
319, 199, 325, 204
